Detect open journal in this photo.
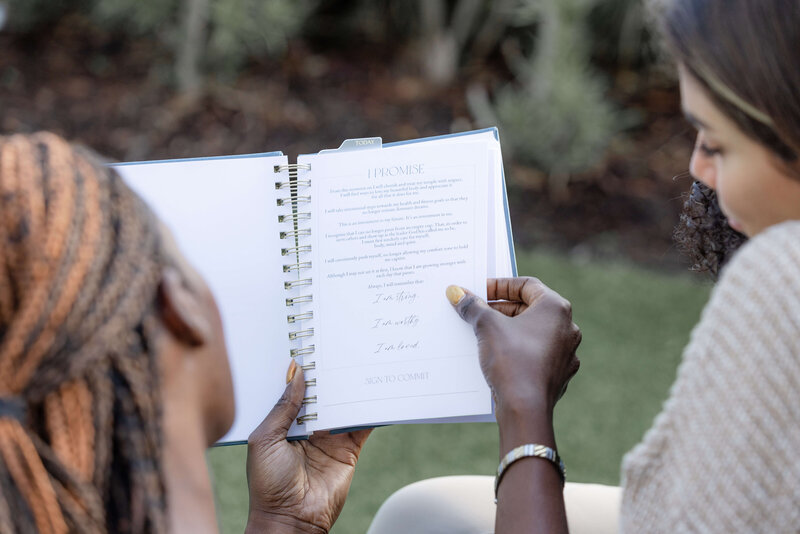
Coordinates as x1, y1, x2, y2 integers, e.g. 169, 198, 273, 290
116, 127, 516, 443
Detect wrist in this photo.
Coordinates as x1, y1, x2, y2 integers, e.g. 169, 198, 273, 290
495, 395, 556, 455
494, 386, 555, 416
245, 511, 327, 534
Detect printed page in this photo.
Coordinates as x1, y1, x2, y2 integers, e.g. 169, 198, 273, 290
379, 143, 513, 426
386, 130, 512, 279
301, 141, 492, 431
489, 146, 515, 278
117, 154, 292, 443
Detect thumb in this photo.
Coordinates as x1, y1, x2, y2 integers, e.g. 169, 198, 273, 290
250, 360, 305, 444
445, 285, 496, 330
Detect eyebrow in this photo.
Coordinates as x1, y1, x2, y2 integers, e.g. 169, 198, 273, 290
682, 109, 713, 131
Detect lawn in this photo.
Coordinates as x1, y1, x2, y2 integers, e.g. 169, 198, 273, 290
207, 250, 711, 533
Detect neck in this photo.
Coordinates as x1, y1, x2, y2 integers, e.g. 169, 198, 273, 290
162, 383, 219, 533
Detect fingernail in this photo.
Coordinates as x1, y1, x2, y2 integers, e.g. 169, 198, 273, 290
286, 359, 297, 384
446, 285, 465, 305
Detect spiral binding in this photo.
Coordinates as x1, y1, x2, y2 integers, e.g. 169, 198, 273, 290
284, 278, 312, 290
277, 195, 311, 207
280, 229, 311, 239
288, 328, 314, 341
287, 311, 313, 323
286, 295, 312, 306
275, 179, 311, 189
291, 345, 315, 357
281, 245, 312, 256
279, 212, 310, 223
275, 162, 317, 427
283, 261, 312, 272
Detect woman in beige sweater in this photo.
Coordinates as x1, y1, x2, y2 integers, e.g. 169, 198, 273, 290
368, 0, 800, 532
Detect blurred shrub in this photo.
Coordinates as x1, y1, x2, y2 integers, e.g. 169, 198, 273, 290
3, 0, 81, 32
409, 0, 520, 86
588, 0, 655, 68
494, 60, 618, 184
405, 0, 642, 199
469, 0, 632, 199
91, 0, 175, 34
207, 0, 315, 73
4, 0, 314, 90
502, 1, 618, 176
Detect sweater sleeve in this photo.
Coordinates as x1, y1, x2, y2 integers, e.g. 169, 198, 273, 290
620, 221, 800, 533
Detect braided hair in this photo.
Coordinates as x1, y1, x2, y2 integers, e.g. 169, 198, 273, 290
0, 133, 167, 533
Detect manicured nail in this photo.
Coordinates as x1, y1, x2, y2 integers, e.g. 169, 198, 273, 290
446, 285, 465, 305
286, 359, 297, 384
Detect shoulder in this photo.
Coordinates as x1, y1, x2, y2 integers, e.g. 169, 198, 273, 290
620, 221, 800, 532
724, 219, 800, 277
703, 220, 800, 339
718, 219, 800, 289
689, 219, 800, 380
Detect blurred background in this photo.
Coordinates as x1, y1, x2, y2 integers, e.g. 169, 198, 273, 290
0, 0, 711, 532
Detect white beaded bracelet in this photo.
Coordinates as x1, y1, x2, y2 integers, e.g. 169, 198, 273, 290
494, 443, 566, 502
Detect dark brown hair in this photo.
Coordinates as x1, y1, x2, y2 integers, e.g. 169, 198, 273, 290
658, 0, 800, 163
656, 0, 800, 276
674, 181, 747, 278
0, 133, 166, 533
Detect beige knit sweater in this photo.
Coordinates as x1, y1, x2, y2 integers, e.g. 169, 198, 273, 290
620, 220, 800, 532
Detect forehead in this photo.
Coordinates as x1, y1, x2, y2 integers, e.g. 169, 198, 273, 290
678, 66, 741, 136
679, 67, 718, 128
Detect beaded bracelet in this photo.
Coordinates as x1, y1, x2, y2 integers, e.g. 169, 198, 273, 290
494, 443, 566, 502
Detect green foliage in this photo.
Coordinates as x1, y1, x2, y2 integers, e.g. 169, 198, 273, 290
4, 0, 315, 86
494, 0, 623, 179
207, 0, 316, 73
3, 0, 84, 31
90, 0, 176, 34
588, 0, 655, 67
496, 60, 618, 176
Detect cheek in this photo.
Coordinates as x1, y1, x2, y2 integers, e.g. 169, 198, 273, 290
205, 300, 236, 442
713, 160, 763, 231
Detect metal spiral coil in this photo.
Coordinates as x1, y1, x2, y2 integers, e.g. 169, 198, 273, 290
291, 345, 315, 357
287, 311, 314, 324
297, 413, 318, 424
285, 295, 313, 306
275, 162, 316, 426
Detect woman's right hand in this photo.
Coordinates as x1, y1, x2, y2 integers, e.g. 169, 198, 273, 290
245, 363, 371, 534
446, 277, 581, 420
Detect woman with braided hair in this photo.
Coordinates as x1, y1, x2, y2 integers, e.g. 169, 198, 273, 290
0, 132, 370, 533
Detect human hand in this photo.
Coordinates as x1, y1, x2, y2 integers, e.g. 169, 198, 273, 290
245, 362, 371, 534
446, 277, 581, 417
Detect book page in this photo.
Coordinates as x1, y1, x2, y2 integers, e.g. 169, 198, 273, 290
117, 154, 292, 443
302, 141, 492, 431
386, 130, 513, 279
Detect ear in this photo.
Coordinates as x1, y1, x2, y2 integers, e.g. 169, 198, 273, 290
157, 266, 212, 347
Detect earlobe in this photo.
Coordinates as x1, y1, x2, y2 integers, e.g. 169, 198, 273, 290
158, 266, 212, 348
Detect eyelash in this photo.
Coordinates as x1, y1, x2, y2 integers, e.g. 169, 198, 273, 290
698, 142, 722, 157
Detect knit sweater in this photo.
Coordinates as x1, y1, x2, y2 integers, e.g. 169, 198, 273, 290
620, 220, 800, 533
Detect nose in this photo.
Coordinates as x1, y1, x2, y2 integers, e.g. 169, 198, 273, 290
689, 136, 717, 189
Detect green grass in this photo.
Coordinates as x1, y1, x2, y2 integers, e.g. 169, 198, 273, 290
207, 250, 711, 533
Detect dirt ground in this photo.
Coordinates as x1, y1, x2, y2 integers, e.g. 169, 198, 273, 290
0, 15, 697, 271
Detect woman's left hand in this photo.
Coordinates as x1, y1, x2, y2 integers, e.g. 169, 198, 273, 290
245, 362, 372, 533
